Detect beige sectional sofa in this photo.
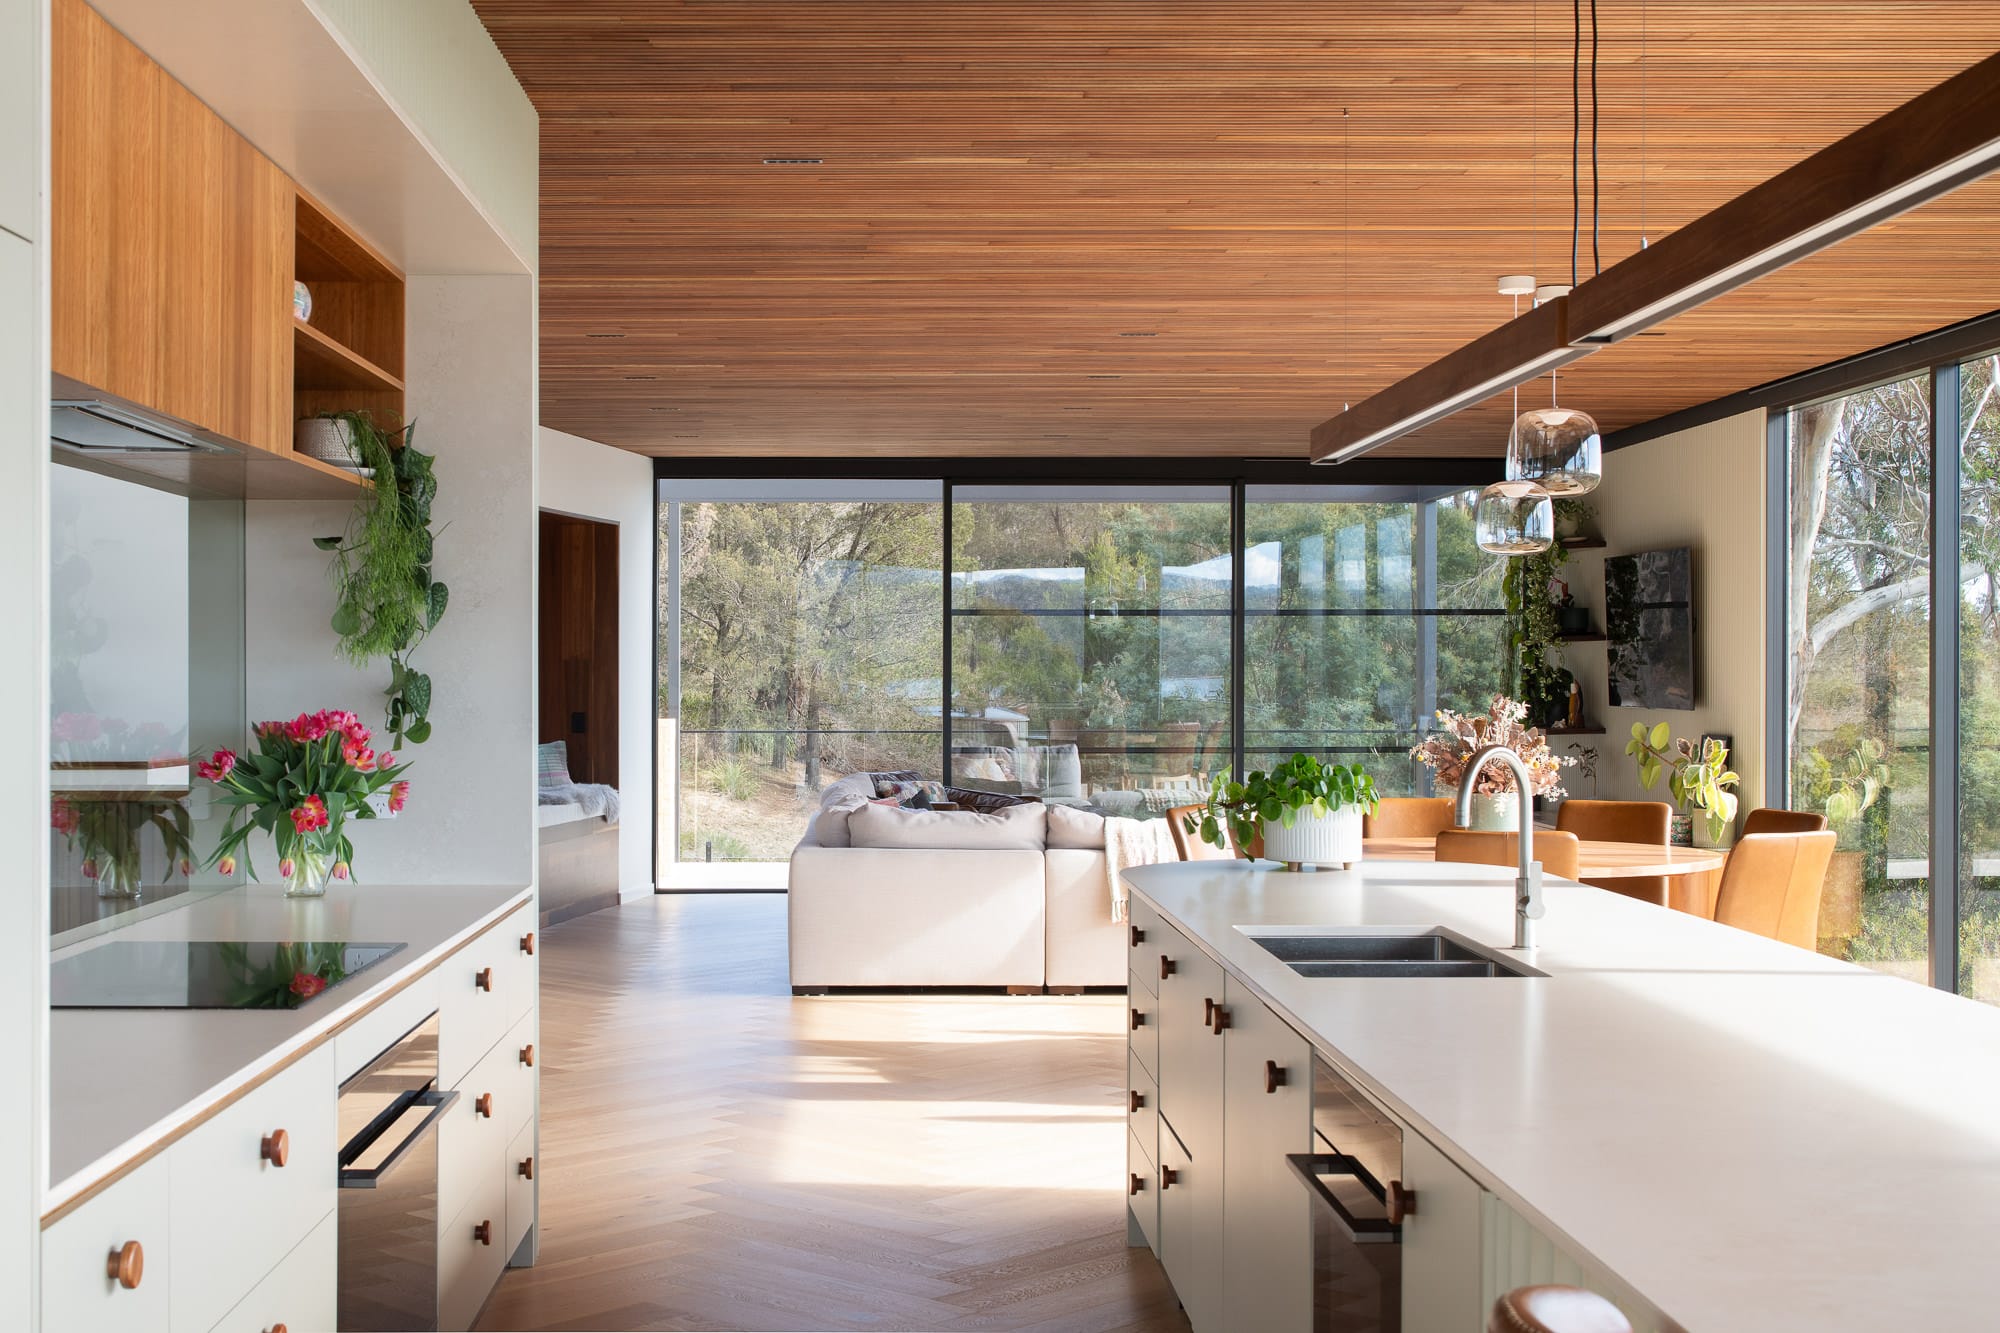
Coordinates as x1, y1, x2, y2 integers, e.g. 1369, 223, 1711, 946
787, 778, 1128, 993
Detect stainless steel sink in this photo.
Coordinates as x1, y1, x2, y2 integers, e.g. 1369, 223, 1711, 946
1247, 930, 1541, 979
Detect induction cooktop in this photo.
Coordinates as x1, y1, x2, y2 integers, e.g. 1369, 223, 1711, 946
50, 940, 406, 1010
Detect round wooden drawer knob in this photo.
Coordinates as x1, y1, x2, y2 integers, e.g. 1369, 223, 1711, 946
107, 1240, 143, 1290
1128, 1089, 1143, 1114
1158, 954, 1176, 980
266, 1324, 288, 1333
519, 1043, 535, 1067
473, 1219, 493, 1246
476, 1093, 494, 1119
1210, 1004, 1231, 1035
1129, 1172, 1145, 1196
1129, 924, 1145, 947
261, 1128, 290, 1168
519, 1156, 535, 1180
1129, 1008, 1145, 1031
1159, 1166, 1178, 1191
1265, 1061, 1288, 1095
476, 967, 493, 992
520, 932, 535, 955
1387, 1179, 1418, 1225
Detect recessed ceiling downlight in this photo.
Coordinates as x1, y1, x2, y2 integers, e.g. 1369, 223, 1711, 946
763, 157, 823, 165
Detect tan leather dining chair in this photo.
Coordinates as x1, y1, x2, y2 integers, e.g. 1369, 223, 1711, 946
1556, 799, 1673, 906
1363, 796, 1455, 839
1711, 831, 1837, 950
1435, 828, 1581, 881
1740, 807, 1829, 836
1166, 804, 1236, 862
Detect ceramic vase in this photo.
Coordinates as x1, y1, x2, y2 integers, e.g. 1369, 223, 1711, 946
1259, 805, 1364, 870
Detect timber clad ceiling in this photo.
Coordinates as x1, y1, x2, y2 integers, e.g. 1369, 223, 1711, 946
471, 2, 2000, 460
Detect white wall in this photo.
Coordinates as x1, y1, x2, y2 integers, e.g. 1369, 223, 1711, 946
537, 426, 658, 900
1562, 410, 1769, 821
1, 0, 48, 1318
245, 275, 538, 887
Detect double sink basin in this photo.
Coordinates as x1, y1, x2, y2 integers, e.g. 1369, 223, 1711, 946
1248, 929, 1541, 979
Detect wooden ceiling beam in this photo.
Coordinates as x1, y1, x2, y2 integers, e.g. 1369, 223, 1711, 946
1569, 49, 2000, 346
1309, 297, 1586, 464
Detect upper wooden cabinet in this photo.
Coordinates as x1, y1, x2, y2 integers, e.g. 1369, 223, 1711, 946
53, 0, 292, 455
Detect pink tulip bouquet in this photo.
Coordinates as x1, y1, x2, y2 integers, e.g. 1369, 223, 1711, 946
199, 709, 411, 897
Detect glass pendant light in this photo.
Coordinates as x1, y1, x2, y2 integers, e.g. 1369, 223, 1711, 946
1474, 480, 1555, 555
1507, 380, 1602, 496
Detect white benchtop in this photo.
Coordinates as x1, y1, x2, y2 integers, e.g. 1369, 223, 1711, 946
1123, 859, 2000, 1333
46, 882, 532, 1213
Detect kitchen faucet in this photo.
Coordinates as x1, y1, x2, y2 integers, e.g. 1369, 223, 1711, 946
1453, 745, 1545, 950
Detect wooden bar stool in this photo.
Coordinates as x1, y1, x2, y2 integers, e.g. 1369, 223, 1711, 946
1489, 1285, 1633, 1333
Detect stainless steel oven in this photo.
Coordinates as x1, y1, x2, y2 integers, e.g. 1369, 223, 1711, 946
337, 1012, 455, 1332
1286, 1053, 1405, 1332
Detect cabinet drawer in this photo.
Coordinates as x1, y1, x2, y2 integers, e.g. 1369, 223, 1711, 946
1156, 921, 1225, 1162
438, 1163, 509, 1333
42, 1152, 171, 1333
1127, 1127, 1159, 1258
1127, 969, 1157, 1080
171, 1045, 338, 1333
206, 1207, 336, 1333
439, 903, 537, 1088
1127, 899, 1161, 996
440, 1010, 535, 1227
505, 1116, 536, 1258
1128, 1051, 1159, 1167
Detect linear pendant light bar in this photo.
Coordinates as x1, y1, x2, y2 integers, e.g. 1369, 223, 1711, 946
1310, 49, 2000, 465
1568, 49, 2000, 346
1310, 298, 1586, 463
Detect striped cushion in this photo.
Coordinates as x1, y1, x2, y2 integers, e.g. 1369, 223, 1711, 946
537, 741, 571, 787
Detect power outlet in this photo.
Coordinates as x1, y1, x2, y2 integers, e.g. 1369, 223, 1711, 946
365, 790, 397, 819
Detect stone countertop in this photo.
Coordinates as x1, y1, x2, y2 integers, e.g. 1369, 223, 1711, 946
1123, 858, 2000, 1332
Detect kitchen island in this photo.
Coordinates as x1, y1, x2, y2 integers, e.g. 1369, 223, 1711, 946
1124, 858, 2000, 1332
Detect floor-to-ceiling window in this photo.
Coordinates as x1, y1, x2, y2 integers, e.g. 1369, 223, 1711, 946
949, 487, 1232, 816
1779, 347, 2000, 1000
1243, 487, 1508, 793
663, 481, 944, 864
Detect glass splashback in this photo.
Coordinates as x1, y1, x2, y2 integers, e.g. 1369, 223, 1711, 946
50, 455, 246, 945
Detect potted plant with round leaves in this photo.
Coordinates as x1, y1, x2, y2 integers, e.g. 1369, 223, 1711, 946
313, 412, 447, 747
1626, 723, 1740, 846
1185, 752, 1380, 871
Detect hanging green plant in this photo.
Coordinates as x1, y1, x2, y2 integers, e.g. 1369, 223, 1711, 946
313, 412, 448, 746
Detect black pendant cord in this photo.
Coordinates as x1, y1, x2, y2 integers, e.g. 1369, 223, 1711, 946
1590, 0, 1600, 274
1569, 0, 1581, 288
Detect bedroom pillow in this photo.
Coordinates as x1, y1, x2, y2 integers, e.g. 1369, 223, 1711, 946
846, 801, 1047, 851
537, 740, 572, 788
1045, 803, 1107, 850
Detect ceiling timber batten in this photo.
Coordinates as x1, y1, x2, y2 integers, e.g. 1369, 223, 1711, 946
1310, 48, 2000, 466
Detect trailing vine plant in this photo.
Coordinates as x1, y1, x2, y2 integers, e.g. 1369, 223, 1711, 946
1501, 499, 1591, 728
313, 412, 448, 746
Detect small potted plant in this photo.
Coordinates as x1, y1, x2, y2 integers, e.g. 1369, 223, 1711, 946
1550, 576, 1593, 637
1186, 752, 1379, 870
198, 709, 411, 897
1411, 695, 1572, 830
1625, 723, 1739, 845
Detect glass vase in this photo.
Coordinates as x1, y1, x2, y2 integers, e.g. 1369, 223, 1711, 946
285, 848, 333, 899
95, 855, 143, 899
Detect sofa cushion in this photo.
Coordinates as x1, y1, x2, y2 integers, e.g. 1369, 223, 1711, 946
847, 801, 1047, 851
812, 792, 870, 847
944, 786, 1040, 815
1046, 803, 1107, 849
819, 772, 878, 810
1032, 744, 1085, 803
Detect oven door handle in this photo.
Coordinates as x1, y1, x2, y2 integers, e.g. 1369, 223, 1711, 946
1286, 1152, 1402, 1245
339, 1089, 458, 1189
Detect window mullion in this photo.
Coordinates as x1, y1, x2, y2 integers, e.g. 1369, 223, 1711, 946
1931, 362, 1963, 993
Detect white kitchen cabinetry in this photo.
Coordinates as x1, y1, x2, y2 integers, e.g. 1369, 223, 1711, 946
206, 1210, 337, 1333
1150, 916, 1226, 1332
41, 1153, 171, 1333
168, 1046, 336, 1333
1401, 1128, 1484, 1330
1220, 975, 1313, 1331
0, 0, 36, 241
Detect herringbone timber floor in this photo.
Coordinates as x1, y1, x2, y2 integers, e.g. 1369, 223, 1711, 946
475, 893, 1187, 1333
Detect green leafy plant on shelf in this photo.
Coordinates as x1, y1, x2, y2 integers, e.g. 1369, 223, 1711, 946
1502, 530, 1572, 729
1626, 723, 1740, 843
314, 412, 448, 746
1185, 752, 1380, 854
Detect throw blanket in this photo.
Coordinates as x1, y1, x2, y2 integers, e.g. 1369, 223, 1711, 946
538, 781, 621, 823
1104, 816, 1179, 922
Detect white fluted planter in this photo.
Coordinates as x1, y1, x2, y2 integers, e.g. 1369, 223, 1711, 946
1258, 805, 1364, 870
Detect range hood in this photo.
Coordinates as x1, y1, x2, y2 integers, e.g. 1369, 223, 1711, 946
52, 399, 226, 456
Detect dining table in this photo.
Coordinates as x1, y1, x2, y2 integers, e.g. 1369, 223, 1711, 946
1362, 835, 1730, 917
